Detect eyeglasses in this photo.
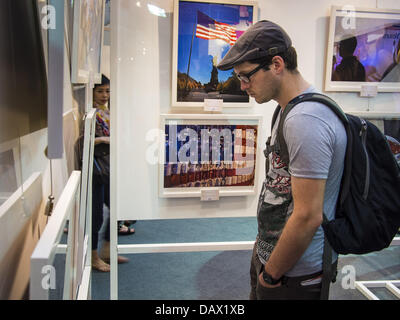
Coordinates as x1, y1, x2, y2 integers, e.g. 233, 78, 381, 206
235, 61, 270, 83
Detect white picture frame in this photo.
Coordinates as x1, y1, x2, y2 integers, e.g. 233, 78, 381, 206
0, 139, 22, 206
159, 113, 262, 198
71, 0, 106, 84
171, 0, 258, 108
324, 6, 400, 93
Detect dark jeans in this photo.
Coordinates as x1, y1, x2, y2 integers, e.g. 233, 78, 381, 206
92, 175, 110, 250
249, 244, 335, 300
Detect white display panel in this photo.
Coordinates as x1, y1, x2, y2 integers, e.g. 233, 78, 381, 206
30, 171, 81, 300
111, 0, 265, 220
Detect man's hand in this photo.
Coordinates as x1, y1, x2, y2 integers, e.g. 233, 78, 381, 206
258, 272, 282, 288
95, 136, 110, 145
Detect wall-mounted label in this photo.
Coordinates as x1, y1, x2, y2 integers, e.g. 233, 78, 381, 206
201, 189, 220, 201
360, 85, 378, 97
204, 99, 223, 112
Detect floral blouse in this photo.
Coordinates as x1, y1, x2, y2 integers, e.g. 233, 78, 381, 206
95, 105, 110, 137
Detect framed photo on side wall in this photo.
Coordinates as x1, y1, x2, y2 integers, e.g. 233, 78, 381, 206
325, 6, 400, 92
159, 114, 262, 198
71, 0, 106, 84
172, 0, 258, 108
0, 139, 22, 206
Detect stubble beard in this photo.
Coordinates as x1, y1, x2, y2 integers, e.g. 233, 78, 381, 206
256, 86, 279, 104
262, 78, 281, 104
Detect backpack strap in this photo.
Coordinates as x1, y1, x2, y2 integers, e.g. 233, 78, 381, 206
265, 105, 282, 155
263, 105, 283, 174
271, 104, 282, 131
320, 214, 336, 300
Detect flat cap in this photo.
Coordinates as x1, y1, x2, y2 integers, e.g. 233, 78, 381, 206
217, 20, 292, 71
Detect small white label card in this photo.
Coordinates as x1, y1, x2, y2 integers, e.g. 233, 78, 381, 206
204, 99, 223, 112
360, 84, 378, 97
201, 188, 220, 201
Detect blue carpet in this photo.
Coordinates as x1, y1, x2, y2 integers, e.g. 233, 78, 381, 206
92, 217, 257, 300
53, 217, 400, 300
91, 218, 400, 300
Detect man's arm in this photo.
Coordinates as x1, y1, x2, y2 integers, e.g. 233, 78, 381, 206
94, 136, 110, 145
260, 176, 326, 286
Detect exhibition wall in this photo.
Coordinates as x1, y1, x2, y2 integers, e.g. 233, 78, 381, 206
111, 0, 267, 221
111, 0, 400, 221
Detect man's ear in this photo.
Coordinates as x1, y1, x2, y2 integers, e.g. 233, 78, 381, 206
271, 56, 285, 74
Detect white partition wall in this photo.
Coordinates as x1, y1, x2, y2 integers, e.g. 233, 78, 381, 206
74, 107, 97, 300
29, 108, 96, 300
0, 172, 42, 266
110, 0, 264, 299
30, 171, 81, 300
110, 0, 265, 222
78, 108, 97, 286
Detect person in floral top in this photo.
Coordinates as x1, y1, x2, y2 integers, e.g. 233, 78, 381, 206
91, 75, 134, 272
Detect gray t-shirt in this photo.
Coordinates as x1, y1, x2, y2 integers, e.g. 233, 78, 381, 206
256, 86, 347, 277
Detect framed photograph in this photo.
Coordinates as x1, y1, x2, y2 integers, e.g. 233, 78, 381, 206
347, 112, 400, 164
172, 0, 258, 108
385, 120, 400, 164
325, 6, 400, 92
0, 0, 47, 145
0, 139, 22, 206
71, 0, 106, 84
159, 114, 262, 198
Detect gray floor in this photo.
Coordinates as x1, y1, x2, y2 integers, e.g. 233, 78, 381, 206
88, 217, 400, 300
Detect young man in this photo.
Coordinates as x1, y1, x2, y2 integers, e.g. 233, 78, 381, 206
217, 20, 347, 299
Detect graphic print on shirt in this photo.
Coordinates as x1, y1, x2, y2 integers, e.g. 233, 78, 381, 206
256, 117, 293, 265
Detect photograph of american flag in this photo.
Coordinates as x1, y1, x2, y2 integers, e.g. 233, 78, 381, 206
175, 1, 255, 104
195, 10, 237, 45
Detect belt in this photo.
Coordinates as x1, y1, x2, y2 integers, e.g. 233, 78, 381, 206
282, 260, 338, 288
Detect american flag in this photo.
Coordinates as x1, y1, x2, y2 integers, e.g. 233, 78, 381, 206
195, 11, 237, 45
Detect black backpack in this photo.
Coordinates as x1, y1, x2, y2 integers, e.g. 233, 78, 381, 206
75, 135, 110, 184
268, 92, 400, 255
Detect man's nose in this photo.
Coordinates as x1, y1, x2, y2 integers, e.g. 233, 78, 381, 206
240, 80, 250, 91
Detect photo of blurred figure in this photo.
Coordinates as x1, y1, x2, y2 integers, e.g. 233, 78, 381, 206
332, 35, 366, 82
